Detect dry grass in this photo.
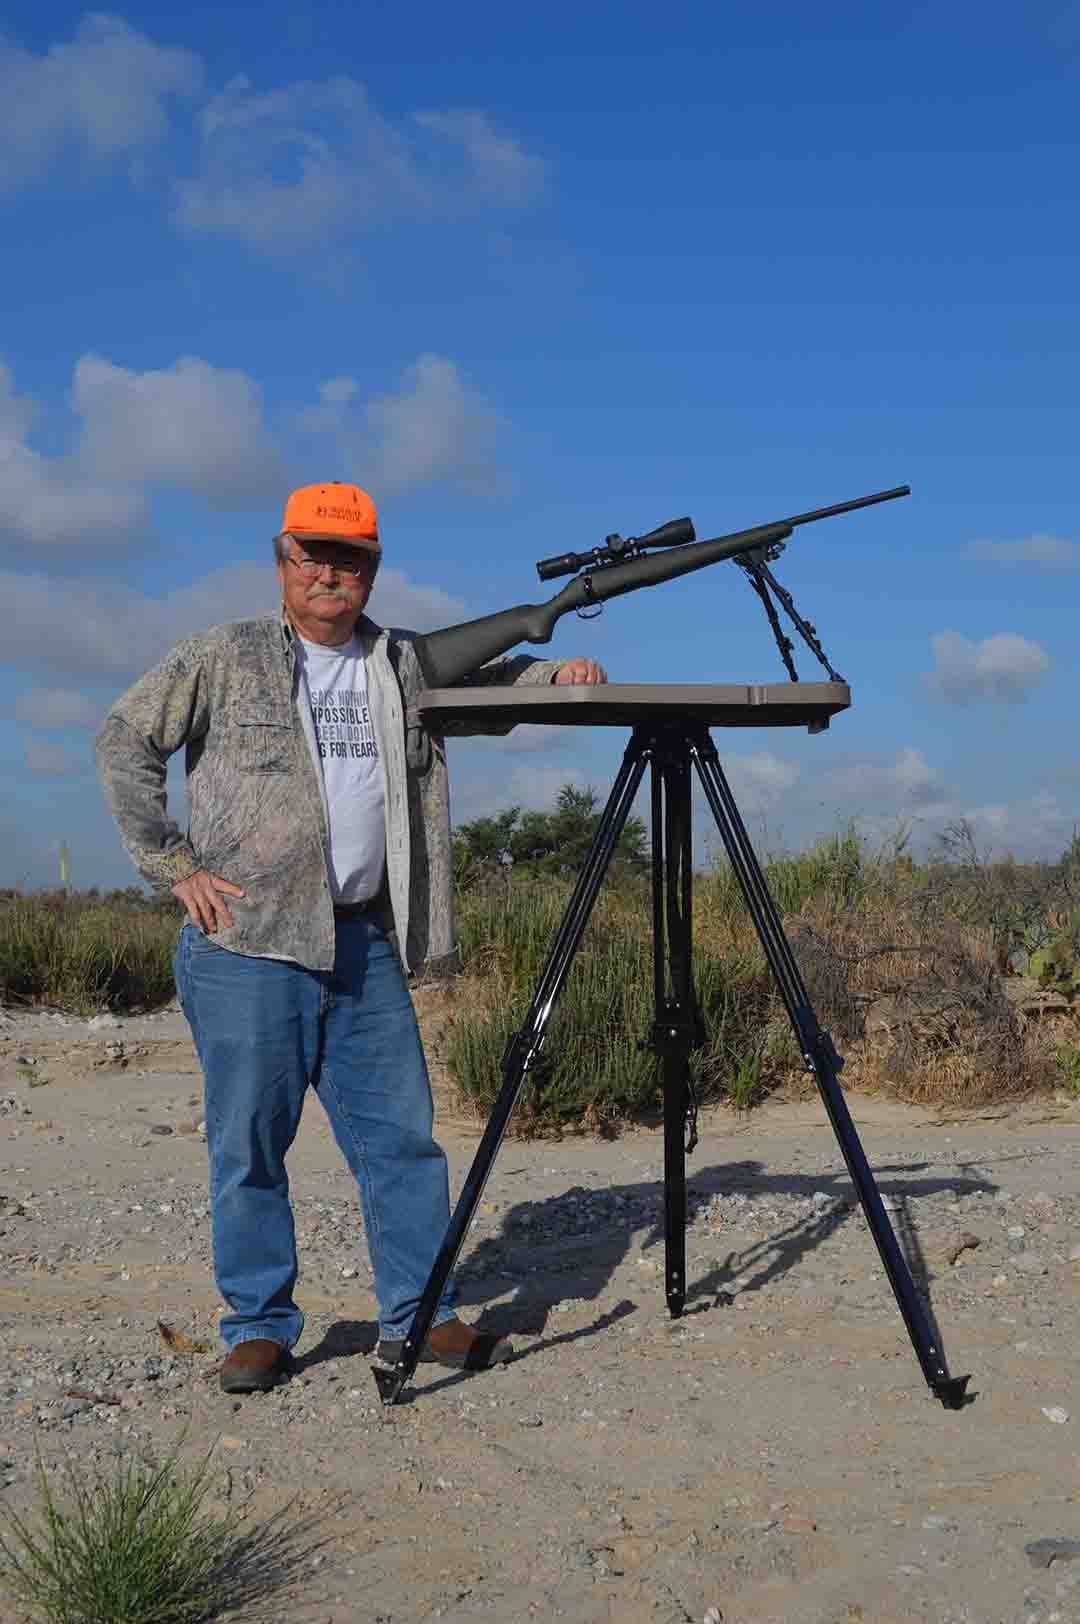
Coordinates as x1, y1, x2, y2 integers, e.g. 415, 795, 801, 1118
445, 828, 1078, 1124
2, 829, 1077, 1121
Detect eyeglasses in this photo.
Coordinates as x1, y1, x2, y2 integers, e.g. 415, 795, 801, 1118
287, 551, 371, 580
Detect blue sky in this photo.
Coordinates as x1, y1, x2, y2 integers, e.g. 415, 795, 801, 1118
1, 2, 1077, 889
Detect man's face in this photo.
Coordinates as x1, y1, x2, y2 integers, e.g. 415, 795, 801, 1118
278, 537, 378, 637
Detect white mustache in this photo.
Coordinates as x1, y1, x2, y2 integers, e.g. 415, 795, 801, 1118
307, 587, 348, 600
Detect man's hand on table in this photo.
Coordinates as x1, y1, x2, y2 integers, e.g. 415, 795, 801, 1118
554, 658, 608, 686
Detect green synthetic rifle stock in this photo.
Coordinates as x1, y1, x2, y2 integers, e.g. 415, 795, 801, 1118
412, 485, 909, 689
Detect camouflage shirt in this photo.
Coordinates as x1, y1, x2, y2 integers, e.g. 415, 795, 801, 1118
95, 613, 562, 974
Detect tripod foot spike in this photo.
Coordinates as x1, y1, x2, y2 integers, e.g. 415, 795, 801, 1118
931, 1374, 972, 1411
372, 1364, 407, 1406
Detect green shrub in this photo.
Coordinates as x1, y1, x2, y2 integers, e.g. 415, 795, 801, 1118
0, 893, 180, 1012
447, 875, 776, 1130
0, 1437, 323, 1624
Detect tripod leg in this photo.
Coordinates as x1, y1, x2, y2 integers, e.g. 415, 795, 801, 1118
648, 740, 701, 1318
689, 730, 970, 1411
373, 733, 651, 1405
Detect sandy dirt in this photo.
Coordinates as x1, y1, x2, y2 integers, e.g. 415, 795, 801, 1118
3, 997, 1080, 1624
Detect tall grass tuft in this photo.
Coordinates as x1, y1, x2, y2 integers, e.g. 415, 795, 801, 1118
0, 1437, 327, 1624
447, 873, 778, 1131
0, 891, 179, 1012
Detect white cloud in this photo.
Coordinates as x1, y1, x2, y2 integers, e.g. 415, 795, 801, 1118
955, 792, 1078, 859
412, 108, 546, 205
24, 736, 85, 777
507, 765, 589, 808
924, 630, 1051, 705
824, 746, 945, 808
72, 354, 285, 509
366, 566, 467, 632
0, 14, 202, 193
0, 359, 144, 547
485, 723, 576, 755
305, 355, 506, 498
724, 751, 800, 811
0, 558, 467, 687
366, 356, 504, 496
969, 534, 1080, 570
175, 75, 544, 251
10, 688, 103, 729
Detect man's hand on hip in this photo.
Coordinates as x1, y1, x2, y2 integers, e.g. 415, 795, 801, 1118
554, 657, 607, 686
171, 870, 246, 933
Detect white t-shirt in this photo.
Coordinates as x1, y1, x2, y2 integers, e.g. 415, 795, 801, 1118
295, 633, 386, 905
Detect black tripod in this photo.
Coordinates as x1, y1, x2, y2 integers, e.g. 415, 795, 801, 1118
373, 717, 971, 1410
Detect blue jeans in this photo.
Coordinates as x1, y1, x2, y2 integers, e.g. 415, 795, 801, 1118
173, 917, 456, 1350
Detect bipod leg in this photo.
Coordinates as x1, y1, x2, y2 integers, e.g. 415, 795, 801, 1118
646, 731, 703, 1318
373, 731, 652, 1405
688, 727, 970, 1412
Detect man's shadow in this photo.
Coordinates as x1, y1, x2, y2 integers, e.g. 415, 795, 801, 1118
297, 1157, 993, 1379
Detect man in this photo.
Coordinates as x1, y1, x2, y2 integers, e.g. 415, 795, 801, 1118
96, 482, 606, 1394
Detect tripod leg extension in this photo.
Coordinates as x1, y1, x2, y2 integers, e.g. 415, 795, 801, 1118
648, 737, 702, 1319
690, 732, 970, 1411
373, 735, 651, 1405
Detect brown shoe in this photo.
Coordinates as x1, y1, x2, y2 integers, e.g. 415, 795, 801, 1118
219, 1339, 291, 1394
377, 1317, 513, 1371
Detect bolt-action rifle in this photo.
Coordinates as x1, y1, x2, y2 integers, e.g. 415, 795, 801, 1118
413, 486, 910, 689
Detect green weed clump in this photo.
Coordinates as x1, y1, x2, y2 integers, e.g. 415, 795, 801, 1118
0, 1439, 322, 1624
0, 891, 179, 1013
446, 873, 780, 1131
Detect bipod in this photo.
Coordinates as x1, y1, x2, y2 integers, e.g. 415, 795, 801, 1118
373, 719, 971, 1411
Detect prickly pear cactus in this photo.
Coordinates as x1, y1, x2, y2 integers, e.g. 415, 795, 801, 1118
1027, 910, 1080, 1000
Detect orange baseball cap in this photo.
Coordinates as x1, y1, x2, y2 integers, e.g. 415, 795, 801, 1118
280, 482, 381, 553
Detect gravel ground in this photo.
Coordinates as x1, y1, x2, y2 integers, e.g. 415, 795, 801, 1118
3, 1002, 1080, 1623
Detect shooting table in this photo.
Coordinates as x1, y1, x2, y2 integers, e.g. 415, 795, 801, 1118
415, 679, 851, 730
371, 681, 970, 1412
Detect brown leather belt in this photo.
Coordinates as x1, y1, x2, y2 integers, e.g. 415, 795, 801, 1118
333, 899, 378, 921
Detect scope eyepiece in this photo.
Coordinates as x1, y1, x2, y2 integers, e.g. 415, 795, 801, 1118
536, 551, 586, 582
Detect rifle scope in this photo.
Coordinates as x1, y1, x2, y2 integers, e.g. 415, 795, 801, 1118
536, 517, 695, 582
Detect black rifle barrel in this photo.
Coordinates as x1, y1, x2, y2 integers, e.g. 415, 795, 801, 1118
412, 486, 909, 689
777, 484, 910, 530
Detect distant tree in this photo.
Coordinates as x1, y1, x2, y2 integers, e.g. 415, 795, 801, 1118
454, 784, 647, 882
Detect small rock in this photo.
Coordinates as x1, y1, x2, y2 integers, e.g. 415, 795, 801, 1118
608, 1535, 658, 1571
1026, 1537, 1080, 1569
1042, 1407, 1070, 1425
943, 1231, 981, 1266
149, 1125, 174, 1136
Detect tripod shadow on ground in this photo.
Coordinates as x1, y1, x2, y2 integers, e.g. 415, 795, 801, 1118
452, 1157, 995, 1373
